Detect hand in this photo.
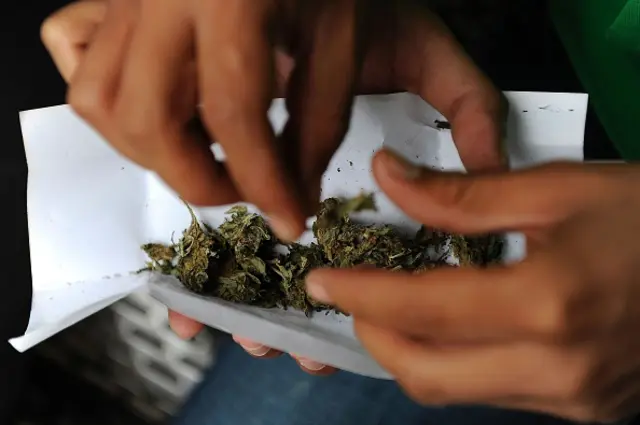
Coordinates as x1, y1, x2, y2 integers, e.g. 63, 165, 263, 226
304, 150, 640, 422
42, 0, 505, 374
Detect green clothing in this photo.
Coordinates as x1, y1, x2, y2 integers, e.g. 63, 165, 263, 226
550, 0, 640, 160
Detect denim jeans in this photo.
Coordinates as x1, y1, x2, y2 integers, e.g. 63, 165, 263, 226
172, 335, 587, 425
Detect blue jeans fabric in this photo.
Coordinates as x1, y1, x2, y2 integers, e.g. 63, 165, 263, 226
172, 336, 582, 425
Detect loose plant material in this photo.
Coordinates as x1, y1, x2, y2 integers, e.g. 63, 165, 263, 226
142, 194, 504, 316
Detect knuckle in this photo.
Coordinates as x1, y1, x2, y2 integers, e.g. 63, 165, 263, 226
67, 83, 109, 123
40, 14, 64, 47
116, 107, 177, 147
117, 110, 153, 142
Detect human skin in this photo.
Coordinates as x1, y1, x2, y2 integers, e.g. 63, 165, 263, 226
42, 4, 640, 421
41, 0, 504, 375
307, 153, 640, 423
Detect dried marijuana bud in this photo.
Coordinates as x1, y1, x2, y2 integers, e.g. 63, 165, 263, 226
218, 205, 273, 273
272, 243, 328, 315
314, 192, 376, 231
142, 193, 505, 316
141, 243, 176, 275
450, 233, 504, 267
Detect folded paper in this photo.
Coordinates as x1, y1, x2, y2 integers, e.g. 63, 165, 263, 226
11, 92, 588, 379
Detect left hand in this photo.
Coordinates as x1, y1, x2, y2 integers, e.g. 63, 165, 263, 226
306, 150, 640, 422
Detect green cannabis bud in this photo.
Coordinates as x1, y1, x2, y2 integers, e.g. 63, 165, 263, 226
142, 194, 504, 316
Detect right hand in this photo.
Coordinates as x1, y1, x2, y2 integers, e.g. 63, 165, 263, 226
42, 0, 505, 374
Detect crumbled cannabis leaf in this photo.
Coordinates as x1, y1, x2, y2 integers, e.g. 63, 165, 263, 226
142, 194, 504, 316
314, 192, 376, 230
450, 234, 505, 267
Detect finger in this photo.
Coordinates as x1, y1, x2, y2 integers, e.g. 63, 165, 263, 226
307, 259, 571, 342
355, 321, 555, 403
66, 0, 137, 140
196, 0, 305, 242
373, 151, 623, 234
289, 354, 337, 376
41, 0, 108, 82
232, 336, 282, 358
168, 310, 204, 339
355, 322, 614, 422
397, 7, 504, 171
115, 0, 239, 206
281, 0, 360, 209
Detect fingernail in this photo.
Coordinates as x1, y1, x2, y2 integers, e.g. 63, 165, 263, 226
233, 336, 271, 357
244, 345, 271, 357
269, 215, 299, 243
305, 275, 332, 304
293, 355, 326, 372
383, 148, 422, 180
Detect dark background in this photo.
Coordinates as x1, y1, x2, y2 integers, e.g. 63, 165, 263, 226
0, 0, 620, 423
1, 1, 66, 423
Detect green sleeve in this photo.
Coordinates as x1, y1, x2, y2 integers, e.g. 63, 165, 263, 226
550, 0, 640, 160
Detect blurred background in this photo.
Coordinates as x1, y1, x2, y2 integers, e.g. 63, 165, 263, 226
0, 0, 620, 424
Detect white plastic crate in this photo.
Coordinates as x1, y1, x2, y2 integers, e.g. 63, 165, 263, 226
35, 292, 217, 422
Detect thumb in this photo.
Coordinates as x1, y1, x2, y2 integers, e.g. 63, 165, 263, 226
41, 1, 107, 83
372, 149, 610, 234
